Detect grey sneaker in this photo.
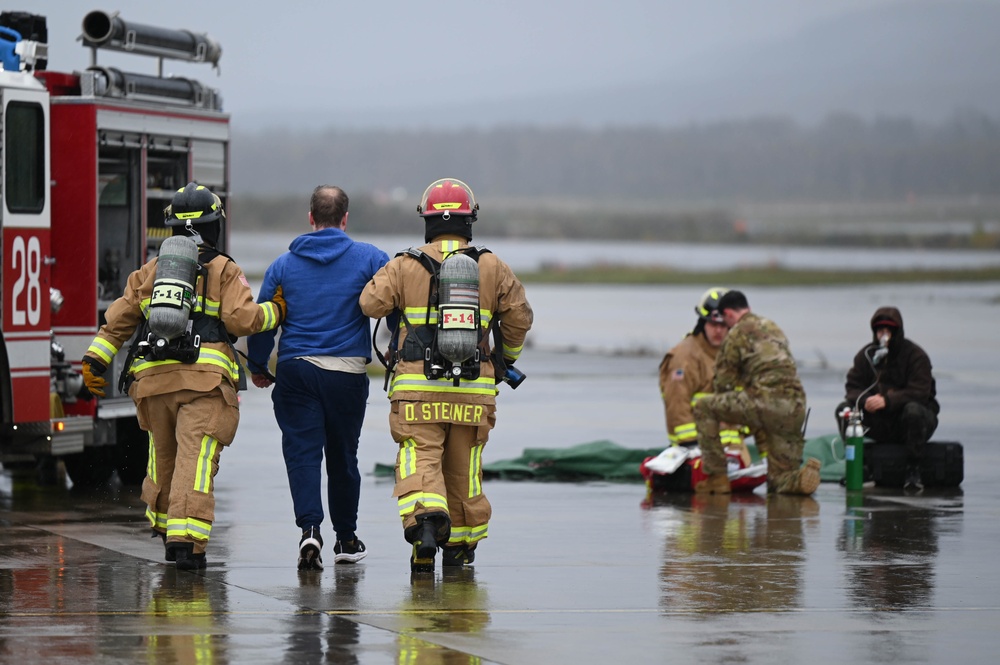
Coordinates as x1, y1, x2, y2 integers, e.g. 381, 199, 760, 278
904, 466, 924, 491
333, 538, 367, 564
298, 527, 324, 571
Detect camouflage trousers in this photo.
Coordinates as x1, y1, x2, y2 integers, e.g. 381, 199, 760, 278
693, 390, 806, 493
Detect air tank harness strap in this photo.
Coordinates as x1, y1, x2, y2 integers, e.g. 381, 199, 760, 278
196, 249, 247, 391
118, 318, 151, 394
373, 246, 493, 392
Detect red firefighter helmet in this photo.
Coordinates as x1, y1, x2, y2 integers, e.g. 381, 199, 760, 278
417, 178, 478, 221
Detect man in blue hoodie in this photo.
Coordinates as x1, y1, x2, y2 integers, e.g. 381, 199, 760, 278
247, 185, 389, 571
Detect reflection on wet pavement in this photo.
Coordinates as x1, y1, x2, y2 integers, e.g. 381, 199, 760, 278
650, 492, 819, 614
840, 490, 963, 613
3, 278, 1000, 664
0, 463, 996, 664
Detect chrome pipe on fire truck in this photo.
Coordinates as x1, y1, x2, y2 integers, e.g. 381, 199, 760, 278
81, 10, 221, 68
85, 65, 221, 109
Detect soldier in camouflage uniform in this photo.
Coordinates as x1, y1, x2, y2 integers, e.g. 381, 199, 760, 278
692, 290, 821, 495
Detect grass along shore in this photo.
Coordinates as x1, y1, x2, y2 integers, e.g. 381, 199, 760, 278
517, 265, 1000, 286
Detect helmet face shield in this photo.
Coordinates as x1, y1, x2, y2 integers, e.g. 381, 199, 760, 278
417, 178, 478, 221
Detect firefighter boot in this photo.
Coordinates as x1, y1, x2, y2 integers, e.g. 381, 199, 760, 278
777, 458, 822, 496
694, 473, 732, 494
409, 518, 439, 574
169, 542, 207, 571
442, 544, 476, 567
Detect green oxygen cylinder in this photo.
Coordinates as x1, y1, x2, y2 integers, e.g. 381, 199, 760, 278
844, 409, 865, 491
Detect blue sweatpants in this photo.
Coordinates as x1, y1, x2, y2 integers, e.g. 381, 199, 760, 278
271, 358, 369, 541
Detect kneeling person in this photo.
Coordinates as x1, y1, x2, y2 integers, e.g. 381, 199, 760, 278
692, 290, 821, 495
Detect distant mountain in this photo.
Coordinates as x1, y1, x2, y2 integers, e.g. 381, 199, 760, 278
235, 1, 1000, 131
231, 111, 1000, 200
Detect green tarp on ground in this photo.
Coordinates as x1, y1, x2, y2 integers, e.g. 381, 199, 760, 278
482, 440, 664, 481
373, 434, 849, 483
372, 440, 662, 482
804, 433, 848, 483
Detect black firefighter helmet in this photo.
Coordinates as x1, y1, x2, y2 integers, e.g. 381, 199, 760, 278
164, 182, 225, 247
693, 287, 728, 335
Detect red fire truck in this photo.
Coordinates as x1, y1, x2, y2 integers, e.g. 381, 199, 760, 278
1, 10, 231, 486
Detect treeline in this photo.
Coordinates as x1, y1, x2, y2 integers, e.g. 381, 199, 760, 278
232, 110, 1000, 204
228, 193, 738, 241
230, 191, 1000, 248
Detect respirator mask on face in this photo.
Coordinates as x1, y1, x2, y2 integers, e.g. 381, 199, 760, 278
872, 331, 891, 364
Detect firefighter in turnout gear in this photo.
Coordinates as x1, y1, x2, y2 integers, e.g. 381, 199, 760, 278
359, 178, 533, 573
658, 288, 743, 449
82, 183, 286, 570
692, 290, 821, 495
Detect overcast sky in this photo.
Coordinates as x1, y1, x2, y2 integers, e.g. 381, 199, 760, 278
23, 0, 951, 129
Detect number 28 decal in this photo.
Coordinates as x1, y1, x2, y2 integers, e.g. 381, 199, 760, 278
11, 234, 43, 326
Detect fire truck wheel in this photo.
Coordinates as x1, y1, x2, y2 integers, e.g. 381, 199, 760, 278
115, 417, 148, 486
62, 447, 116, 489
2, 457, 61, 485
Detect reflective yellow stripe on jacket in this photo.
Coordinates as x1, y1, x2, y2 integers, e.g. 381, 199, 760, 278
131, 347, 242, 382
389, 373, 497, 398
720, 429, 743, 446
670, 422, 698, 445
146, 293, 281, 333
87, 337, 119, 365
669, 390, 712, 445
400, 307, 493, 328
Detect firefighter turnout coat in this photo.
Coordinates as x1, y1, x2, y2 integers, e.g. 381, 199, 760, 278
359, 236, 533, 545
85, 251, 282, 552
658, 332, 742, 448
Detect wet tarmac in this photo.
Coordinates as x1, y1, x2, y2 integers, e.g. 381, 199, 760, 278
4, 384, 998, 663
3, 283, 1000, 664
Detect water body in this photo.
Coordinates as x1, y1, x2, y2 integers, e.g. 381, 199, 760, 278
231, 231, 1000, 277
492, 281, 1000, 456
234, 231, 1000, 455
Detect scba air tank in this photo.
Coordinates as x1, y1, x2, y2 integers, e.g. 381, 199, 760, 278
436, 253, 480, 366
148, 235, 199, 340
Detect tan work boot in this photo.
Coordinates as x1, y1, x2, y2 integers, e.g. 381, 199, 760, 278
694, 473, 732, 494
776, 458, 822, 495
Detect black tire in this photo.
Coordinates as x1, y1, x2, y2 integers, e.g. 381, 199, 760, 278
115, 416, 149, 486
62, 446, 116, 488
1, 458, 39, 474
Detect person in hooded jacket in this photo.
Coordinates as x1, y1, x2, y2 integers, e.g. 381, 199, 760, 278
247, 185, 389, 571
836, 306, 939, 490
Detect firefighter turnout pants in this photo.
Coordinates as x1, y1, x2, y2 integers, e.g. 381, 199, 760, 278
693, 389, 806, 493
137, 385, 240, 554
389, 401, 497, 547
